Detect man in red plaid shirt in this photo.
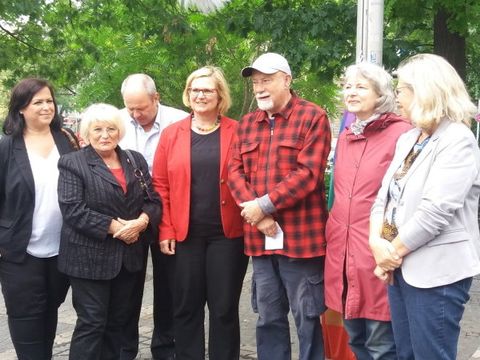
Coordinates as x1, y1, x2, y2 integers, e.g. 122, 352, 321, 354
228, 53, 331, 360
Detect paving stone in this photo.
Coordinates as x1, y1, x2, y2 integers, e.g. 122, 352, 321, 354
0, 259, 478, 359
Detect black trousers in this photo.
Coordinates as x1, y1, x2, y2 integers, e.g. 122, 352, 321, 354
120, 241, 175, 360
0, 254, 69, 360
68, 267, 138, 360
174, 228, 249, 360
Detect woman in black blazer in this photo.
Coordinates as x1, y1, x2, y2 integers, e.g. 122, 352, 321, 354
0, 78, 78, 359
57, 103, 161, 360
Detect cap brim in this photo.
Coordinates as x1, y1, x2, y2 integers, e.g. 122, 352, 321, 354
241, 67, 254, 77
241, 66, 281, 77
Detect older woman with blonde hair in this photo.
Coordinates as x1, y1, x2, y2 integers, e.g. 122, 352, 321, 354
370, 53, 480, 359
152, 66, 248, 360
57, 103, 161, 360
325, 62, 411, 360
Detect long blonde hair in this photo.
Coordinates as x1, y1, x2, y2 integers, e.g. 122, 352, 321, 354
396, 53, 475, 129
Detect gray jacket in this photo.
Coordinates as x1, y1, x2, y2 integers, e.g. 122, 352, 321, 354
372, 120, 480, 288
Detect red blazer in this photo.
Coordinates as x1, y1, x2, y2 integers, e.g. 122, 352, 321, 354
152, 115, 243, 242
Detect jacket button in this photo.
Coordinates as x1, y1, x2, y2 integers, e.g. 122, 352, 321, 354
221, 200, 226, 205
220, 179, 225, 184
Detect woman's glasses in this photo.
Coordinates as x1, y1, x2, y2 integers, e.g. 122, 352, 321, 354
188, 88, 217, 97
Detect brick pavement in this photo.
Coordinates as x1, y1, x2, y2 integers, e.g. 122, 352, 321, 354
0, 260, 479, 359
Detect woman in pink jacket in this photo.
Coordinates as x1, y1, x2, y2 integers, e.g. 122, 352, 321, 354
324, 62, 411, 359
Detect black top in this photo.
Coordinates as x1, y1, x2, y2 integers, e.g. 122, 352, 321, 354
189, 128, 222, 232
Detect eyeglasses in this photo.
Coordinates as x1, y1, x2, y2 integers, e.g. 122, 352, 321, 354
189, 88, 217, 97
395, 86, 410, 96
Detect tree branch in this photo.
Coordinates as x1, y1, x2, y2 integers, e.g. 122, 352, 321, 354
63, 85, 77, 96
0, 23, 56, 54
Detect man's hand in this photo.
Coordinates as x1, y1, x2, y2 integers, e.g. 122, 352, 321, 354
160, 239, 176, 255
240, 200, 265, 225
256, 216, 278, 237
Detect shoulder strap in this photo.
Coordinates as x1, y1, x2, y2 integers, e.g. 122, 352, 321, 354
124, 149, 154, 201
124, 149, 138, 168
61, 127, 80, 150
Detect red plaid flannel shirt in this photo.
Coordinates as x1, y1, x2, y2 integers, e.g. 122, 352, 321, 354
228, 94, 331, 258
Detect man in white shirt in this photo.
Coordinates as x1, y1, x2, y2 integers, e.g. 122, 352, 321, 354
119, 73, 188, 360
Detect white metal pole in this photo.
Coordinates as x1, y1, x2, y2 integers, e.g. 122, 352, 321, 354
356, 0, 366, 63
356, 0, 384, 65
367, 0, 384, 65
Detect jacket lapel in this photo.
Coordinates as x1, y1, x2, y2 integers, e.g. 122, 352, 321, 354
219, 117, 234, 176
378, 128, 420, 200
178, 117, 192, 181
85, 145, 121, 187
12, 136, 35, 195
52, 129, 72, 155
119, 148, 137, 195
401, 121, 449, 183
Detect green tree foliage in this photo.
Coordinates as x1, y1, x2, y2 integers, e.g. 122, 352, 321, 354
384, 0, 480, 98
0, 0, 478, 122
0, 0, 357, 119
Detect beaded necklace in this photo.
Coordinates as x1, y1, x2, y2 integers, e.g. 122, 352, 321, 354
192, 115, 221, 132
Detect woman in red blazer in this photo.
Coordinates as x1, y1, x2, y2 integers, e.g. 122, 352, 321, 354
152, 66, 248, 360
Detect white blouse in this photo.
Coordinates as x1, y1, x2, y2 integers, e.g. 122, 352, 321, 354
26, 146, 63, 257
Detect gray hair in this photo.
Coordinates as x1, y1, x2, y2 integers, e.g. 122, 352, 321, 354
79, 103, 125, 143
121, 73, 157, 96
343, 62, 396, 114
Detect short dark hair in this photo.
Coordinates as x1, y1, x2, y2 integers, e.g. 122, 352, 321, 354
3, 78, 62, 137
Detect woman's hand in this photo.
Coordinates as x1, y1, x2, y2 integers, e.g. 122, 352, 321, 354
256, 216, 278, 237
369, 237, 403, 271
374, 265, 394, 284
109, 219, 124, 235
109, 219, 138, 244
160, 239, 176, 255
113, 218, 145, 244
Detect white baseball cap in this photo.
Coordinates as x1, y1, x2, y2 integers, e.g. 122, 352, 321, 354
241, 52, 292, 77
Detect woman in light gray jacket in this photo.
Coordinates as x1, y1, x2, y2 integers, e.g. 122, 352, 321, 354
369, 53, 480, 360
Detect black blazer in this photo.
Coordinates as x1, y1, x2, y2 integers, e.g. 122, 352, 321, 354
57, 145, 161, 280
0, 130, 76, 263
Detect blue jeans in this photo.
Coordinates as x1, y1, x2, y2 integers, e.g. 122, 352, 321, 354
251, 255, 325, 360
388, 270, 472, 360
343, 318, 396, 360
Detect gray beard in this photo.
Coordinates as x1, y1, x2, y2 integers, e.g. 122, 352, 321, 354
256, 99, 273, 111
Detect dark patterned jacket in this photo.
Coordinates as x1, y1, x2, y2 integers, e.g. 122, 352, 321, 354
57, 145, 161, 280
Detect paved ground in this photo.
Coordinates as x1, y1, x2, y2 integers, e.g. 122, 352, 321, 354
0, 258, 479, 359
